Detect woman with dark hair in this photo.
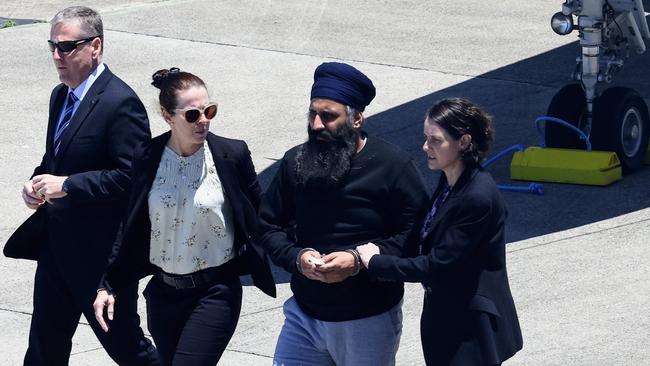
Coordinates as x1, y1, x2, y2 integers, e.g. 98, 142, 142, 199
357, 98, 522, 365
93, 68, 276, 365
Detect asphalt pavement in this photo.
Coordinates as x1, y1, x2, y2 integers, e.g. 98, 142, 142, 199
1, 1, 649, 365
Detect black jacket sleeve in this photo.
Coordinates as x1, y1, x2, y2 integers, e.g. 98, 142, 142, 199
257, 156, 302, 274
237, 141, 263, 210
65, 95, 150, 202
368, 192, 493, 283
372, 159, 428, 257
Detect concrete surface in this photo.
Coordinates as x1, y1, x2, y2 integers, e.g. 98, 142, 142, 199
1, 0, 649, 365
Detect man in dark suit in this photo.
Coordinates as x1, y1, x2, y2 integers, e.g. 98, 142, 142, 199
4, 6, 158, 365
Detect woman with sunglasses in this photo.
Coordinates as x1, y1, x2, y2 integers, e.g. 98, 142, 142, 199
93, 67, 276, 365
357, 98, 522, 365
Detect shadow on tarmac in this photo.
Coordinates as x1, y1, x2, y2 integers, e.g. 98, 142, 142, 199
248, 17, 650, 286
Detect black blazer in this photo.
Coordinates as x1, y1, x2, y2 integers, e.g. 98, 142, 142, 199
101, 131, 276, 298
368, 167, 523, 365
4, 66, 150, 291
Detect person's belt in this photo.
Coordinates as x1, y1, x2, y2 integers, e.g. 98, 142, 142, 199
158, 260, 236, 290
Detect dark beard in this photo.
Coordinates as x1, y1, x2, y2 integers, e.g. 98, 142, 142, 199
294, 123, 359, 191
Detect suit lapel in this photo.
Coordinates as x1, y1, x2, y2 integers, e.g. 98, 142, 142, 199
422, 175, 447, 241
128, 132, 170, 227
53, 67, 114, 168
206, 134, 245, 225
422, 194, 453, 242
46, 86, 68, 165
422, 167, 479, 242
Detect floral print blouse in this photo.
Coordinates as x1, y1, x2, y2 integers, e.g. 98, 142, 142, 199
148, 142, 235, 274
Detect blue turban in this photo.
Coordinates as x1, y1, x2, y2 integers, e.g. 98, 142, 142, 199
310, 62, 376, 111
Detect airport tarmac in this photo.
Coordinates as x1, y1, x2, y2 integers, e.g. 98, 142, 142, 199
1, 1, 649, 365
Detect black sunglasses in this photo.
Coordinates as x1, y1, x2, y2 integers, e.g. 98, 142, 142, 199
48, 36, 98, 53
174, 103, 218, 123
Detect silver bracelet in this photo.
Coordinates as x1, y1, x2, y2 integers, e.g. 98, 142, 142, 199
97, 287, 115, 298
296, 247, 317, 275
345, 249, 361, 276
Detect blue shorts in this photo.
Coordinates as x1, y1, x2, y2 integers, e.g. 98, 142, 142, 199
273, 296, 403, 366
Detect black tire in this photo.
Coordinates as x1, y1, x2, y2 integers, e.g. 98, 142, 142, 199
591, 87, 650, 173
545, 83, 589, 149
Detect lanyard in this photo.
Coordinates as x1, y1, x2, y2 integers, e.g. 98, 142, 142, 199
418, 185, 451, 255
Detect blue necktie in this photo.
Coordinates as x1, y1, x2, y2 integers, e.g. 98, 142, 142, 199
54, 91, 78, 155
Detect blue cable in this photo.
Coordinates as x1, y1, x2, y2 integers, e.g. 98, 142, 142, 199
534, 116, 592, 151
497, 183, 544, 195
482, 144, 524, 168
481, 115, 591, 196
481, 144, 545, 196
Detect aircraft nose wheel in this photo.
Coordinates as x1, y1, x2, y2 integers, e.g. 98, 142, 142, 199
545, 84, 650, 173
621, 108, 642, 158
592, 87, 650, 173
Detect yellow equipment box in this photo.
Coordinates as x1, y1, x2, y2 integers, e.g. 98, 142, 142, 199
511, 147, 622, 186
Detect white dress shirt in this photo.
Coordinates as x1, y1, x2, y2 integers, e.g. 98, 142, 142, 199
148, 141, 235, 274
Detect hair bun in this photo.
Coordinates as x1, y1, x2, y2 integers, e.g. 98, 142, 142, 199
151, 67, 180, 88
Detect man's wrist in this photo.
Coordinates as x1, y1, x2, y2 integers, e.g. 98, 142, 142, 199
296, 248, 317, 275
97, 287, 116, 297
345, 249, 361, 276
62, 177, 70, 194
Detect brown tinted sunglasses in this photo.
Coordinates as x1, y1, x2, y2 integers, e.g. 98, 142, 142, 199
174, 103, 218, 123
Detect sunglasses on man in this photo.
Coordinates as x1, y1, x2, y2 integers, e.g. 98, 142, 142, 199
174, 103, 218, 123
48, 36, 98, 53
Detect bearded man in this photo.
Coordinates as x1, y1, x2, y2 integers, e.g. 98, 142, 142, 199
258, 62, 428, 366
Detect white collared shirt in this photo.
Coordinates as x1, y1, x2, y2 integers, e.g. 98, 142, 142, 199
148, 142, 236, 274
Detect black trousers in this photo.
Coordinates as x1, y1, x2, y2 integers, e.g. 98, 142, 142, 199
421, 296, 502, 366
24, 246, 159, 366
144, 271, 242, 366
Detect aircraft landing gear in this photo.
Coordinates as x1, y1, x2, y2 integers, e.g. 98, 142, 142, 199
545, 83, 588, 150
591, 87, 650, 172
545, 84, 650, 173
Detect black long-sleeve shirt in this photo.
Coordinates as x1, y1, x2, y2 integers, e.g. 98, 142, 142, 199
258, 136, 428, 321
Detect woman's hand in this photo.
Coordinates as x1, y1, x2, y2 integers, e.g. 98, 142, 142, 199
356, 242, 380, 268
93, 289, 116, 332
